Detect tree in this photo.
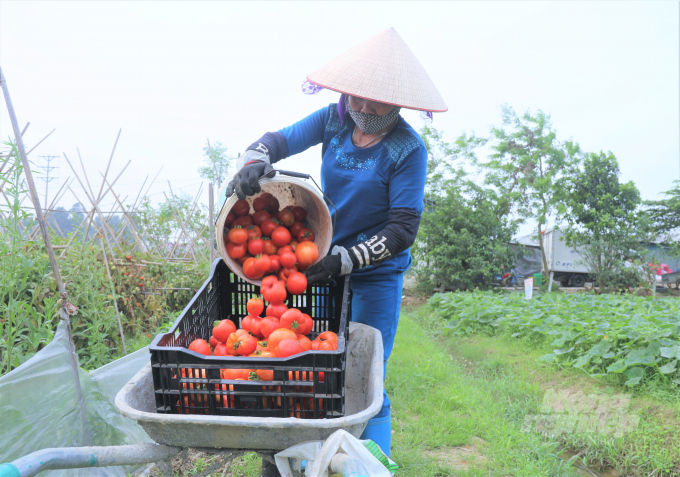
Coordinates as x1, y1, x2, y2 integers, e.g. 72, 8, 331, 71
645, 180, 680, 238
451, 105, 582, 277
198, 140, 236, 192
561, 151, 648, 291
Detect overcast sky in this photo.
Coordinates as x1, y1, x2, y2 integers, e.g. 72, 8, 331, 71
1, 1, 678, 237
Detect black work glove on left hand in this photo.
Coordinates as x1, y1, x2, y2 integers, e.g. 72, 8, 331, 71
225, 161, 275, 200
304, 254, 342, 285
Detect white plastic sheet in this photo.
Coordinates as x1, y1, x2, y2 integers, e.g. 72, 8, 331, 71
0, 322, 152, 476
275, 429, 396, 477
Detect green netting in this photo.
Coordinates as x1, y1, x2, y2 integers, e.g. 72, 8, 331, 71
0, 322, 152, 476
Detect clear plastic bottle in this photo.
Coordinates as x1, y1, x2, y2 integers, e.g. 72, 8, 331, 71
329, 453, 369, 477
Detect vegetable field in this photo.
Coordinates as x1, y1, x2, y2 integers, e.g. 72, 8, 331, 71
431, 291, 680, 390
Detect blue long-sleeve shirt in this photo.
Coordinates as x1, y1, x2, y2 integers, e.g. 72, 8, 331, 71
277, 103, 427, 276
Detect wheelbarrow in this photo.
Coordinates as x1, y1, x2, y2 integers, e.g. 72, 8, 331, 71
0, 322, 383, 477
660, 270, 680, 289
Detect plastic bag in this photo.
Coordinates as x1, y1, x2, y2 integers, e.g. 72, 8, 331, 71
274, 429, 397, 477
0, 322, 152, 476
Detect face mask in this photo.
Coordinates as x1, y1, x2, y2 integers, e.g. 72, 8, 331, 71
345, 96, 401, 135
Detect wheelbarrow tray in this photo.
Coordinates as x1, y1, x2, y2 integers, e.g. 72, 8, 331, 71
660, 270, 680, 285
115, 322, 383, 450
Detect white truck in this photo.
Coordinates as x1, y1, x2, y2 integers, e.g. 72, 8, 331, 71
541, 229, 591, 287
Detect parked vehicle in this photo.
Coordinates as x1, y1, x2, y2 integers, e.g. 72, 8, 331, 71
541, 229, 591, 287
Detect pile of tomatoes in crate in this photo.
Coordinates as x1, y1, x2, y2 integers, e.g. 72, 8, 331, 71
223, 192, 320, 287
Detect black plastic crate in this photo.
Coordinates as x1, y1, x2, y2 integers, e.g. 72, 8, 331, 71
149, 258, 350, 419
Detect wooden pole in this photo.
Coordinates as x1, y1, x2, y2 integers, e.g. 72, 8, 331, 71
209, 182, 214, 264
0, 65, 89, 445
100, 238, 127, 355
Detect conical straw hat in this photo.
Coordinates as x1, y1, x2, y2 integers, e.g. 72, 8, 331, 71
307, 27, 447, 112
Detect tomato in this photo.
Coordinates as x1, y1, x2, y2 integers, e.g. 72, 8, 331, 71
233, 215, 253, 227
209, 335, 219, 348
213, 343, 229, 356
260, 219, 279, 237
277, 245, 294, 256
278, 209, 295, 227
251, 209, 270, 226
241, 315, 253, 333
232, 333, 258, 356
254, 254, 272, 274
291, 206, 307, 222
267, 196, 280, 213
247, 297, 264, 316
286, 272, 307, 295
261, 237, 278, 255
289, 222, 305, 238
297, 229, 315, 243
237, 254, 251, 265
256, 340, 268, 352
280, 308, 304, 332
232, 199, 250, 216
317, 331, 338, 342
249, 316, 263, 337
289, 241, 299, 251
221, 368, 249, 380
278, 339, 303, 358
269, 254, 281, 272
319, 340, 337, 351
295, 241, 319, 270
243, 257, 265, 279
260, 275, 278, 300
266, 302, 288, 319
253, 196, 268, 211
278, 267, 298, 283
228, 226, 248, 244
247, 238, 264, 256
267, 280, 287, 304
246, 225, 262, 241
300, 313, 314, 335
311, 340, 321, 350
225, 210, 236, 227
295, 334, 312, 352
226, 241, 247, 259
260, 317, 281, 338
280, 251, 297, 269
213, 319, 237, 342
188, 339, 211, 355
268, 329, 297, 355
271, 226, 292, 247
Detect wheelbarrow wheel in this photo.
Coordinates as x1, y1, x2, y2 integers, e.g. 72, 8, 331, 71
261, 458, 282, 477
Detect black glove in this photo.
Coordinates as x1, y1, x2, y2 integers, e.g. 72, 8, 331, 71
225, 161, 275, 200
304, 254, 343, 285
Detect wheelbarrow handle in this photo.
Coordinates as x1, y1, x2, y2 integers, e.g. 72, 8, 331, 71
276, 169, 311, 180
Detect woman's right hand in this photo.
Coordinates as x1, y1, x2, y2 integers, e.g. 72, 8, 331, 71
225, 151, 275, 200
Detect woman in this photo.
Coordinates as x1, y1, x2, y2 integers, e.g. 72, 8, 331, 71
225, 27, 447, 456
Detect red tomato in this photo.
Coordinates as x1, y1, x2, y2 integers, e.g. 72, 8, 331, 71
297, 229, 315, 243
226, 242, 247, 259
319, 341, 337, 351
267, 196, 280, 213
269, 255, 281, 272
233, 333, 258, 356
237, 254, 251, 265
295, 242, 319, 270
317, 331, 338, 342
289, 241, 299, 251
278, 209, 295, 227
266, 302, 288, 319
286, 272, 307, 295
213, 343, 229, 356
188, 339, 211, 355
300, 313, 314, 335
289, 222, 305, 238
267, 280, 287, 304
249, 316, 263, 338
291, 206, 307, 222
225, 211, 236, 226
233, 215, 253, 227
209, 335, 219, 348
260, 219, 279, 237
247, 297, 264, 316
260, 275, 278, 302
277, 339, 303, 358
248, 238, 264, 256
255, 254, 272, 274
260, 317, 281, 338
271, 227, 292, 247
277, 245, 294, 256
212, 319, 237, 343
243, 257, 265, 279
268, 329, 297, 355
246, 225, 262, 241
228, 226, 248, 244
278, 267, 298, 282
295, 334, 312, 352
252, 210, 271, 226
253, 197, 268, 211
221, 368, 249, 380
311, 340, 321, 351
262, 237, 278, 255
232, 199, 250, 216
280, 251, 297, 269
256, 340, 269, 352
241, 315, 253, 333
280, 308, 304, 332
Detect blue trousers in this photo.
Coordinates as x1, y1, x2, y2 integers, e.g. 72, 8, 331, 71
350, 272, 403, 456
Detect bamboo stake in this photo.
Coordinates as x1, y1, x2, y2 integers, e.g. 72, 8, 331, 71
102, 174, 147, 251
178, 183, 204, 259
25, 128, 56, 156
163, 191, 194, 260
100, 238, 127, 355
209, 182, 214, 264
0, 66, 89, 445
